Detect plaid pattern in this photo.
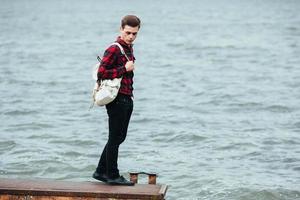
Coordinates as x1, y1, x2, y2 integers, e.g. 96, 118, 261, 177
97, 37, 135, 96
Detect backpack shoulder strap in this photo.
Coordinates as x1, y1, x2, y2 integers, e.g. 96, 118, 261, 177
111, 42, 130, 61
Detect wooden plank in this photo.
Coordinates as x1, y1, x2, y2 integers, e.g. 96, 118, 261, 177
0, 178, 167, 200
0, 194, 139, 200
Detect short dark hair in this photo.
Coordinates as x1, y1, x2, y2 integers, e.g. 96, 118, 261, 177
121, 15, 141, 29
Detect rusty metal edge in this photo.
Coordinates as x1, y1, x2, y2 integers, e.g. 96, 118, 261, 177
0, 189, 162, 200
158, 185, 168, 199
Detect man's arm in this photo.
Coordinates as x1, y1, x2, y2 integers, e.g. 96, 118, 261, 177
97, 45, 126, 80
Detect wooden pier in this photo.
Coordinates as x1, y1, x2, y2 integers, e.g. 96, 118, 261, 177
0, 178, 168, 200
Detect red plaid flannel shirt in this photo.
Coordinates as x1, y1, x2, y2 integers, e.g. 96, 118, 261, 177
97, 37, 135, 96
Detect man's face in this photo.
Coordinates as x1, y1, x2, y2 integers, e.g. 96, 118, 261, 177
120, 25, 139, 45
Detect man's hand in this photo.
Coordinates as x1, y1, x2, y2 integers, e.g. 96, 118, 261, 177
125, 61, 134, 72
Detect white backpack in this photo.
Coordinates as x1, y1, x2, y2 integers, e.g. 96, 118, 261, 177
90, 43, 129, 108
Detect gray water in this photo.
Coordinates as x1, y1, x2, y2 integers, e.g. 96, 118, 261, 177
1, 0, 300, 199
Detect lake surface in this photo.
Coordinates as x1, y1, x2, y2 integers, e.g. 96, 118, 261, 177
1, 0, 300, 199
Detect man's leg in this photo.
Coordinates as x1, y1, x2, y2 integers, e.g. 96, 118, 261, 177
94, 95, 133, 185
105, 99, 132, 178
96, 144, 107, 174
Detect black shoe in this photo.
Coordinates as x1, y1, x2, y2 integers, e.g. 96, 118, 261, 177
93, 171, 108, 182
107, 176, 134, 186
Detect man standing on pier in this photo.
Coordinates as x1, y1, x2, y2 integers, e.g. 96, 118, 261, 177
93, 15, 141, 186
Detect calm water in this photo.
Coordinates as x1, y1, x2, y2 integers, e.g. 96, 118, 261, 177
1, 0, 300, 199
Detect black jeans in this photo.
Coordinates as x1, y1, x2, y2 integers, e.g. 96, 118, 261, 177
96, 93, 133, 178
